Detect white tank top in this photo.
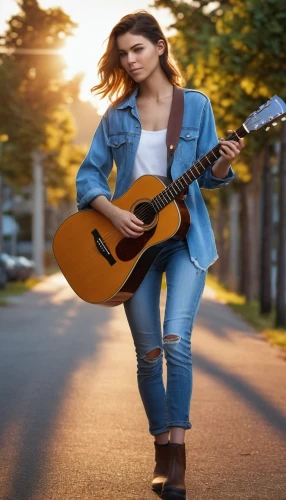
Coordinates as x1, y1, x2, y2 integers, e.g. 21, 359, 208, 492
131, 128, 168, 183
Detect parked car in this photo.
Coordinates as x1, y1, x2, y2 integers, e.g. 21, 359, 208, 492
0, 260, 7, 289
0, 253, 34, 282
14, 256, 35, 280
0, 253, 18, 281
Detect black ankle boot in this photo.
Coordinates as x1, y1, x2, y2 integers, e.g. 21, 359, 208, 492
151, 441, 169, 492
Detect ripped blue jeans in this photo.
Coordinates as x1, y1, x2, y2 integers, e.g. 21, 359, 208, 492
124, 238, 206, 436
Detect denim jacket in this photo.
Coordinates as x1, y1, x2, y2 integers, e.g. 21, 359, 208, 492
76, 87, 234, 270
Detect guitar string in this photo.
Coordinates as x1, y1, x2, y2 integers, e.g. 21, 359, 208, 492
97, 131, 243, 243
99, 156, 210, 242
100, 156, 208, 242
99, 162, 213, 242
99, 164, 217, 243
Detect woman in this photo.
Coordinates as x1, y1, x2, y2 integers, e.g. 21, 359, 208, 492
76, 11, 244, 500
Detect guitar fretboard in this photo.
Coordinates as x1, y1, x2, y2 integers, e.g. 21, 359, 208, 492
151, 124, 248, 213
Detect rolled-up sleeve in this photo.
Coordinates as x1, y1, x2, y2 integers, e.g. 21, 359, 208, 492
197, 99, 235, 190
76, 114, 113, 210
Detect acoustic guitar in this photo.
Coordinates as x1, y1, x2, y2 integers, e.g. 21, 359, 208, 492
53, 95, 286, 306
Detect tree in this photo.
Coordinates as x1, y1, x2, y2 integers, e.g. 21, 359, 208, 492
206, 0, 286, 323
259, 145, 275, 314
0, 0, 84, 192
276, 121, 286, 327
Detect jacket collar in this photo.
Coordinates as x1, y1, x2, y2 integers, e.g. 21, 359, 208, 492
115, 86, 192, 110
116, 86, 139, 110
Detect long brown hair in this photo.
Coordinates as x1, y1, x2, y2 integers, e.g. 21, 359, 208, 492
91, 11, 184, 106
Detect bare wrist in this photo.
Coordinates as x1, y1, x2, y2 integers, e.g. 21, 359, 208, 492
211, 158, 230, 179
106, 203, 119, 221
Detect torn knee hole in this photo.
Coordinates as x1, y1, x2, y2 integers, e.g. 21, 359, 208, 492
145, 347, 162, 360
163, 334, 181, 344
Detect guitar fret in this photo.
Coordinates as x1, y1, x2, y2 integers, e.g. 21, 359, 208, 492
206, 154, 212, 164
182, 175, 189, 186
194, 165, 201, 175
211, 149, 218, 160
185, 171, 192, 182
165, 190, 172, 202
174, 181, 181, 193
157, 195, 165, 208
171, 184, 179, 195
153, 198, 161, 211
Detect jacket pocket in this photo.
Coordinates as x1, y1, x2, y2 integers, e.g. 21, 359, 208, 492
108, 134, 127, 169
178, 128, 199, 165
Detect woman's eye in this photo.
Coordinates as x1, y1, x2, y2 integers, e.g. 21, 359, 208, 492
135, 48, 143, 52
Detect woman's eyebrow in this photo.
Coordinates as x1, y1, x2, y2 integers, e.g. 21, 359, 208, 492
118, 43, 144, 52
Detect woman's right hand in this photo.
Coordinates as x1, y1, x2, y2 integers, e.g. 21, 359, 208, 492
109, 205, 144, 238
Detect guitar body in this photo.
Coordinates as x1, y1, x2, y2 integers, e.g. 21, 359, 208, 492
53, 95, 286, 305
53, 175, 190, 305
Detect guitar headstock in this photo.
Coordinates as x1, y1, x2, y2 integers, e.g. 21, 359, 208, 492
244, 95, 286, 133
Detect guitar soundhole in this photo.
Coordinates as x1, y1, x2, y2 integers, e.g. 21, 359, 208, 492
134, 202, 156, 225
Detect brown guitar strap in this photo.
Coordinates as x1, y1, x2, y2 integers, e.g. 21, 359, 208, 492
166, 86, 184, 177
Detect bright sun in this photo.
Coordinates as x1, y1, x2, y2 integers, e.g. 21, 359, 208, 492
61, 34, 109, 115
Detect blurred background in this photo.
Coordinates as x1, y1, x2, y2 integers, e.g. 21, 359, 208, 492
0, 0, 285, 335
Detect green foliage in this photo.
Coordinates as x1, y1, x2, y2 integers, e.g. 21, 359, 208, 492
43, 108, 88, 204
153, 0, 286, 183
0, 0, 85, 199
0, 278, 41, 307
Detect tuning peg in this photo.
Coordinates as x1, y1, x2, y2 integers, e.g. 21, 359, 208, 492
282, 117, 286, 121
265, 126, 270, 131
272, 122, 278, 126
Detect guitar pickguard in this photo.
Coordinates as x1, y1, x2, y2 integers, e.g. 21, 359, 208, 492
116, 226, 156, 261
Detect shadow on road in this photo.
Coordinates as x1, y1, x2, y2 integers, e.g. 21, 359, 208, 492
197, 296, 260, 343
194, 351, 286, 437
194, 298, 286, 438
0, 278, 114, 500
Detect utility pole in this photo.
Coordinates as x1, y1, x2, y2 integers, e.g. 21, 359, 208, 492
0, 134, 9, 255
32, 151, 45, 277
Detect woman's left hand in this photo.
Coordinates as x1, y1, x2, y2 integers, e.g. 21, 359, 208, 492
219, 129, 245, 160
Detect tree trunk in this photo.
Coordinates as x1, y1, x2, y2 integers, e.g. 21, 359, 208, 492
0, 173, 3, 255
228, 191, 239, 292
216, 190, 229, 285
239, 186, 250, 297
275, 121, 286, 327
260, 146, 273, 314
239, 153, 263, 301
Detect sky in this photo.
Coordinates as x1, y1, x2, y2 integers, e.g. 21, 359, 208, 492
0, 0, 176, 114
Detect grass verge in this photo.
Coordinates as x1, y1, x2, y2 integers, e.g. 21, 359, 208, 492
206, 273, 286, 354
0, 278, 41, 306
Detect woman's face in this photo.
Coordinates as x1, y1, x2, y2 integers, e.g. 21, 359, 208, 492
116, 32, 165, 83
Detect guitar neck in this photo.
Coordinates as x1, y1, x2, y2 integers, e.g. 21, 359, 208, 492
151, 124, 248, 213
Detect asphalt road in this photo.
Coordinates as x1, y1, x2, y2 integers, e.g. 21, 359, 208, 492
0, 274, 285, 500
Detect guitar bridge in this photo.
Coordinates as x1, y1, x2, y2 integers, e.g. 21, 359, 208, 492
91, 229, 116, 266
